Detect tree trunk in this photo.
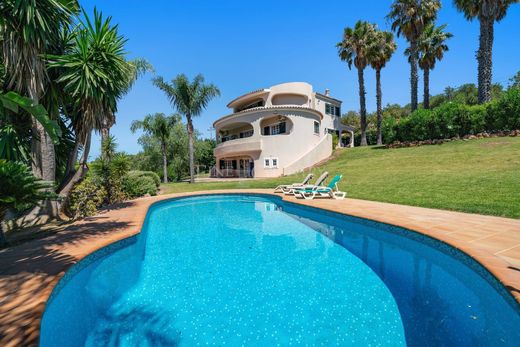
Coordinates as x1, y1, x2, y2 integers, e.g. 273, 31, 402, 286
0, 213, 6, 248
28, 89, 57, 218
187, 117, 195, 183
30, 117, 43, 178
100, 126, 110, 151
376, 68, 383, 146
61, 140, 80, 189
58, 130, 92, 212
161, 142, 168, 183
423, 68, 430, 109
410, 39, 419, 111
477, 17, 493, 104
357, 66, 368, 146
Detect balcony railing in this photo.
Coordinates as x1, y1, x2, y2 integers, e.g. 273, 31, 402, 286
210, 167, 254, 178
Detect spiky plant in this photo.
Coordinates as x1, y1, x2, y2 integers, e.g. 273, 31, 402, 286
48, 8, 131, 204
0, 0, 78, 181
0, 160, 55, 246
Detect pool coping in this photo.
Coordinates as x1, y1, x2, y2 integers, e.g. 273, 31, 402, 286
1, 189, 519, 346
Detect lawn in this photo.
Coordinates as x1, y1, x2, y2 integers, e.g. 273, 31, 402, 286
161, 137, 520, 218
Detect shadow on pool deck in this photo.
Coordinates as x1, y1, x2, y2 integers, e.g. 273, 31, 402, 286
0, 208, 139, 346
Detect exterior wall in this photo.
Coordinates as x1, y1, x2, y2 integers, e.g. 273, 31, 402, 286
314, 94, 342, 133
283, 134, 332, 175
214, 109, 323, 178
213, 82, 344, 178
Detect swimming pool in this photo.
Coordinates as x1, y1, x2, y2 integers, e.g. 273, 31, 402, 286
41, 194, 520, 346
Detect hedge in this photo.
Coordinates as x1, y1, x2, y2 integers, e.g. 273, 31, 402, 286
386, 87, 520, 144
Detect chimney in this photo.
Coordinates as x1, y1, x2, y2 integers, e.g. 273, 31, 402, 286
325, 88, 330, 97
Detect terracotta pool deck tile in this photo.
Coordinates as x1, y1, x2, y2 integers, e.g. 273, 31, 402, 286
1, 189, 519, 345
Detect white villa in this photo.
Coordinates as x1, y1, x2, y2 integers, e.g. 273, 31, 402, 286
211, 82, 354, 178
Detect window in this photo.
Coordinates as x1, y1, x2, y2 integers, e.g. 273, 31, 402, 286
220, 159, 236, 170
263, 121, 286, 136
314, 121, 320, 134
325, 103, 341, 116
264, 157, 279, 168
239, 130, 253, 138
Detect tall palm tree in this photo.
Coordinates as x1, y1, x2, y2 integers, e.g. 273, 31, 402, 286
131, 113, 178, 183
409, 24, 453, 109
337, 21, 376, 146
153, 74, 220, 183
48, 8, 131, 205
387, 0, 441, 111
368, 29, 397, 145
0, 0, 78, 181
454, 0, 517, 104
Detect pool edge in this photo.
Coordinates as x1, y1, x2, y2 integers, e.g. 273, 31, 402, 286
2, 189, 518, 346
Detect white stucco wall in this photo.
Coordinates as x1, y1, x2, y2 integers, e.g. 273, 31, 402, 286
213, 82, 344, 178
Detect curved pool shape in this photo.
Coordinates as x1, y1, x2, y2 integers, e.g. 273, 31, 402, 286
41, 195, 520, 346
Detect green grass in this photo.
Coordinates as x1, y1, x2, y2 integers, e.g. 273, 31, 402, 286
161, 137, 520, 218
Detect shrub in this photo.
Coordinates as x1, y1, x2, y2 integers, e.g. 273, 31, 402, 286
391, 102, 491, 143
68, 176, 107, 219
141, 171, 161, 187
486, 87, 520, 131
331, 132, 339, 149
381, 116, 398, 144
122, 171, 158, 199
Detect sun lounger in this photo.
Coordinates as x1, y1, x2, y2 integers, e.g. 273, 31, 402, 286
282, 171, 329, 195
293, 174, 346, 200
274, 173, 314, 193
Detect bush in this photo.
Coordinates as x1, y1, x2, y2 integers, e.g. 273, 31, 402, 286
68, 176, 107, 219
486, 87, 520, 131
331, 132, 339, 149
122, 171, 158, 199
142, 171, 161, 187
346, 87, 520, 145
391, 102, 492, 143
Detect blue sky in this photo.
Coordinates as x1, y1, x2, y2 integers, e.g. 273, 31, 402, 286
82, 0, 520, 158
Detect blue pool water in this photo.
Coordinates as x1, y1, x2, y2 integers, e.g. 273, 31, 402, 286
41, 195, 520, 346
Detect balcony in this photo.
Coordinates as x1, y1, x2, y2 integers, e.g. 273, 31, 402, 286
214, 137, 262, 157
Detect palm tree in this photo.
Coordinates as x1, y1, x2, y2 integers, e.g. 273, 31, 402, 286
368, 29, 397, 145
454, 0, 517, 104
0, 0, 78, 181
337, 21, 377, 146
387, 0, 441, 111
131, 113, 178, 183
153, 74, 220, 183
48, 8, 131, 205
410, 24, 453, 109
